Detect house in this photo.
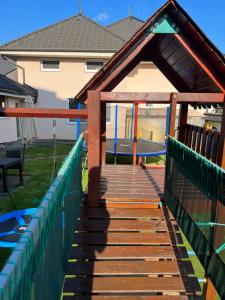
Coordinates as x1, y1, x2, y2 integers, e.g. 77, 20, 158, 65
0, 14, 180, 141
204, 107, 223, 131
0, 13, 206, 141
0, 56, 38, 143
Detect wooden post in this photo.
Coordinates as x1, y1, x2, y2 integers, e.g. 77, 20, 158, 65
169, 93, 177, 137
178, 104, 188, 143
133, 103, 138, 165
217, 99, 225, 168
101, 102, 106, 165
87, 90, 101, 207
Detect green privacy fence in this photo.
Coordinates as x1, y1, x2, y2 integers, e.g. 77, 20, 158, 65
0, 134, 84, 300
165, 136, 225, 299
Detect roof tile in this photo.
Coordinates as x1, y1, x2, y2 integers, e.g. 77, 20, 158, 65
0, 14, 125, 52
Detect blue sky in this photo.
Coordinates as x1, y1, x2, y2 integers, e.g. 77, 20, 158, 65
1, 0, 225, 52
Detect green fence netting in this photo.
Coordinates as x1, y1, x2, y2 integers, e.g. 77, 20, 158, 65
165, 136, 225, 299
0, 134, 84, 300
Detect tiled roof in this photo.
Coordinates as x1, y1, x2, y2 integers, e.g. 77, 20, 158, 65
0, 55, 16, 75
107, 16, 145, 41
0, 74, 38, 99
0, 14, 125, 52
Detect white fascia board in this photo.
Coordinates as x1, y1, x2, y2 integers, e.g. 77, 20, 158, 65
0, 51, 115, 59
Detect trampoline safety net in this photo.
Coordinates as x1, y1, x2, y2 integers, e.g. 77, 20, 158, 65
0, 135, 84, 300
165, 136, 225, 299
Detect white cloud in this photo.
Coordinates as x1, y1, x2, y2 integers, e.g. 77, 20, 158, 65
96, 11, 110, 22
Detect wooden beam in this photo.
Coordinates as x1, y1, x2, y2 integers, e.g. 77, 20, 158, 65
174, 34, 225, 93
0, 108, 88, 119
100, 92, 224, 104
217, 99, 225, 168
87, 91, 101, 207
169, 93, 177, 137
100, 92, 171, 103
133, 103, 139, 165
178, 104, 188, 143
176, 93, 224, 103
100, 102, 106, 165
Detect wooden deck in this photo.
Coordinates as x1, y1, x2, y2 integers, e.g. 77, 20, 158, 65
63, 165, 201, 299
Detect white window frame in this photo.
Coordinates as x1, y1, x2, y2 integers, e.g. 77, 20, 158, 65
0, 97, 9, 119
65, 99, 87, 125
41, 59, 60, 72
85, 61, 104, 73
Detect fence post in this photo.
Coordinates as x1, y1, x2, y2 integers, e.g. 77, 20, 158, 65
133, 103, 138, 165
88, 90, 101, 207
217, 99, 225, 168
101, 102, 106, 165
169, 93, 177, 137
178, 104, 188, 142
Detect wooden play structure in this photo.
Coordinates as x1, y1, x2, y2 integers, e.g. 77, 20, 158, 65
0, 1, 225, 299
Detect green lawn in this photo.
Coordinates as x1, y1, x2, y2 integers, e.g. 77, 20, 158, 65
0, 143, 73, 214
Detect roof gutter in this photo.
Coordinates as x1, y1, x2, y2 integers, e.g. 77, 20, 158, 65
0, 90, 28, 99
0, 51, 116, 59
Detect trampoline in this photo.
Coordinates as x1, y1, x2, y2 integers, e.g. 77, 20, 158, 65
80, 104, 170, 158
106, 138, 166, 157
0, 208, 36, 248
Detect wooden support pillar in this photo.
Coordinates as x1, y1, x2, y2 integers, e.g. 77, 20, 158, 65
169, 93, 177, 137
133, 103, 138, 165
217, 99, 225, 168
101, 102, 106, 165
178, 103, 188, 143
87, 90, 101, 207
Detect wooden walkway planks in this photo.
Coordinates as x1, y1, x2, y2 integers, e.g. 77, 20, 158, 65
74, 232, 173, 245
100, 165, 163, 207
63, 165, 200, 299
64, 277, 200, 294
77, 219, 170, 232
67, 260, 194, 275
70, 245, 189, 260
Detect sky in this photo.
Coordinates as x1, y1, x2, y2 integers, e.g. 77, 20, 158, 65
1, 0, 225, 52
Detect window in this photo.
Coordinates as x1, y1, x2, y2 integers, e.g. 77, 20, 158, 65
106, 104, 111, 123
85, 61, 104, 72
68, 99, 86, 123
41, 60, 60, 71
0, 96, 7, 108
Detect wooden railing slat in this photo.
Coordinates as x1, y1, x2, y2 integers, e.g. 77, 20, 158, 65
206, 130, 213, 159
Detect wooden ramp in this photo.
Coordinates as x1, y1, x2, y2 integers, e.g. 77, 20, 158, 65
63, 165, 201, 299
